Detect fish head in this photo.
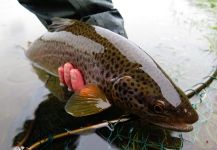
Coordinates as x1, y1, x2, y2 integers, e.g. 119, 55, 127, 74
112, 75, 198, 132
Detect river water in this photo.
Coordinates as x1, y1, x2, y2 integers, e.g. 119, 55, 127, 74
0, 0, 217, 149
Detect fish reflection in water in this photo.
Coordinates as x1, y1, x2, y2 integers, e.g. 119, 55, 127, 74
13, 68, 183, 149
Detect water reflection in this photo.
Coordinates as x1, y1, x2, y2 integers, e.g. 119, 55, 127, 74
13, 95, 80, 149
13, 67, 124, 149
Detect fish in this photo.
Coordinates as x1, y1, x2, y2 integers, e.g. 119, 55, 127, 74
26, 18, 198, 132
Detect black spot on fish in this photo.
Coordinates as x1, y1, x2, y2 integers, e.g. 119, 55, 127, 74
107, 55, 111, 60
125, 68, 130, 72
115, 64, 119, 68
102, 79, 106, 85
133, 103, 138, 108
138, 99, 143, 104
111, 51, 116, 56
100, 69, 104, 75
129, 97, 133, 101
118, 86, 122, 92
96, 77, 100, 82
120, 97, 125, 102
105, 64, 110, 70
112, 74, 117, 78
123, 82, 127, 87
114, 83, 118, 90
145, 90, 149, 95
115, 91, 119, 97
128, 103, 133, 108
105, 72, 110, 78
128, 90, 134, 95
122, 89, 127, 95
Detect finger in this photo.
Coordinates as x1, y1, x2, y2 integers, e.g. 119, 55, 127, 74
70, 69, 85, 91
64, 63, 74, 90
58, 66, 65, 86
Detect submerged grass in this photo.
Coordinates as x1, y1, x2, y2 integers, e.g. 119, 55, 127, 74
194, 0, 217, 9
211, 25, 217, 30
192, 0, 217, 55
206, 35, 217, 54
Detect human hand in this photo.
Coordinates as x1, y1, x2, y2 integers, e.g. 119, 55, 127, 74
58, 63, 84, 91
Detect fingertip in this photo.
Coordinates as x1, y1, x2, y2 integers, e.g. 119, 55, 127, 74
71, 69, 85, 91
64, 62, 74, 69
68, 87, 72, 91
60, 83, 64, 87
73, 69, 82, 77
58, 66, 65, 85
69, 69, 76, 80
58, 66, 64, 72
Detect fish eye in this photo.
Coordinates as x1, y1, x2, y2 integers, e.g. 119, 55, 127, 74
153, 100, 165, 113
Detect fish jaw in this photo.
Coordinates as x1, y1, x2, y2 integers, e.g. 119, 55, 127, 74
144, 104, 199, 132
148, 113, 196, 132
150, 121, 193, 132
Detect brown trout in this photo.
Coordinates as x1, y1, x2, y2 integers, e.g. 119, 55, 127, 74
26, 18, 198, 132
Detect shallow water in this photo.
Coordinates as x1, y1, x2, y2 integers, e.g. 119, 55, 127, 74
0, 0, 217, 149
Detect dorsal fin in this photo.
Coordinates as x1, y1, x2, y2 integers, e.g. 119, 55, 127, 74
48, 17, 77, 32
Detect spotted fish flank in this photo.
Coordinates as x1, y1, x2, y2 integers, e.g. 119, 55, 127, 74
26, 18, 198, 132
95, 28, 181, 107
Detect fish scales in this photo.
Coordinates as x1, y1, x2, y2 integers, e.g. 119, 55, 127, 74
28, 21, 167, 105
26, 19, 199, 132
27, 22, 143, 102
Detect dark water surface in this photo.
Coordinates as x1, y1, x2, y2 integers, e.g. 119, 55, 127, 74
0, 0, 217, 149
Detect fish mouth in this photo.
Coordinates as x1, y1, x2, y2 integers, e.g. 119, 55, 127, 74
150, 121, 193, 132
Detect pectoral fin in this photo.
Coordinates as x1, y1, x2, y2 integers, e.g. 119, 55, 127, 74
65, 84, 111, 117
